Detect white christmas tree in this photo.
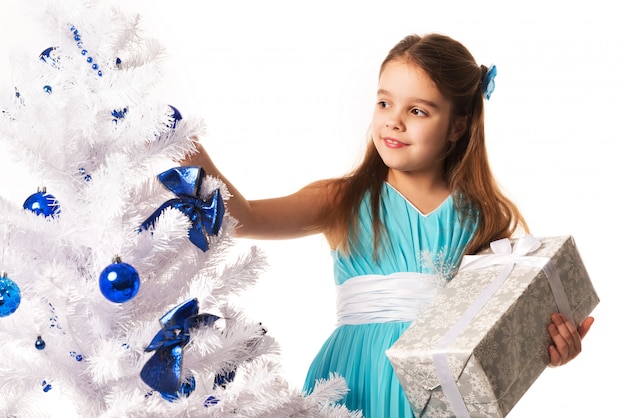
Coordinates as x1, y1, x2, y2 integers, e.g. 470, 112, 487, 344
0, 1, 359, 416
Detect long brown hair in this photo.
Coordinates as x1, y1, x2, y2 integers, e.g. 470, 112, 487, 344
326, 33, 527, 255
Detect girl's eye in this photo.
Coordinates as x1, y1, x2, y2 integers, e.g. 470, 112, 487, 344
411, 108, 426, 116
378, 101, 390, 109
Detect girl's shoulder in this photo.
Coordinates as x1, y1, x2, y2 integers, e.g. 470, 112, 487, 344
301, 178, 348, 248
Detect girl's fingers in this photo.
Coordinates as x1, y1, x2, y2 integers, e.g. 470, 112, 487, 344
548, 313, 594, 367
577, 316, 595, 340
548, 314, 575, 366
548, 321, 567, 367
548, 344, 562, 367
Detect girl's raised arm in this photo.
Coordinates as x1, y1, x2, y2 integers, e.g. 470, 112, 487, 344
181, 141, 334, 241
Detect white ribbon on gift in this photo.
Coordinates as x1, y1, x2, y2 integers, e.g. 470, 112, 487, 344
432, 235, 574, 418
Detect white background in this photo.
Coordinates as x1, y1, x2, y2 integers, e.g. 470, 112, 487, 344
1, 1, 623, 416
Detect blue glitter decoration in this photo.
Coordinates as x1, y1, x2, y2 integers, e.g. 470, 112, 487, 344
98, 256, 140, 303
179, 375, 195, 396
35, 336, 46, 350
23, 188, 60, 218
68, 24, 103, 77
214, 369, 236, 389
41, 380, 52, 392
78, 167, 92, 182
0, 273, 21, 317
204, 396, 219, 407
111, 107, 128, 122
167, 105, 183, 129
48, 302, 64, 333
43, 85, 52, 94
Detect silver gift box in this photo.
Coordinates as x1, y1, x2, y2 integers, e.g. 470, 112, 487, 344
386, 235, 599, 417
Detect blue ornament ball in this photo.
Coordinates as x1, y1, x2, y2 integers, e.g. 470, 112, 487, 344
99, 257, 140, 303
23, 189, 60, 218
0, 273, 21, 317
39, 47, 60, 66
35, 336, 46, 350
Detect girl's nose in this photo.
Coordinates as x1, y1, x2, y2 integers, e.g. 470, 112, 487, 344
385, 117, 403, 130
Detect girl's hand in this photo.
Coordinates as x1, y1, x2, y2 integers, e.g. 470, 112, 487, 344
548, 313, 594, 367
178, 137, 205, 166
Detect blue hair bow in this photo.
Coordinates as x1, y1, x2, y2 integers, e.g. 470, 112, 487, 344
482, 64, 497, 100
140, 298, 220, 401
140, 166, 225, 252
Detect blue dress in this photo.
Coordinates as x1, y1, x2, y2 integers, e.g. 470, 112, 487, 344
303, 183, 478, 417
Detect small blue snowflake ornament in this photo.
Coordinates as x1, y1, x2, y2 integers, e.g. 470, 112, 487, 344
0, 272, 21, 317
23, 187, 60, 218
99, 256, 140, 303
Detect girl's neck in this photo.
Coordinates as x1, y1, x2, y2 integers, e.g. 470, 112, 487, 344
386, 169, 449, 213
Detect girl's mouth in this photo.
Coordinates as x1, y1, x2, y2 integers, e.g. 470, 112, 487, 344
383, 137, 407, 148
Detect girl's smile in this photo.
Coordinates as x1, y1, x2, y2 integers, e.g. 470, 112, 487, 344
382, 136, 408, 148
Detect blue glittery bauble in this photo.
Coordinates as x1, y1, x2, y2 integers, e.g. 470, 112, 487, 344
99, 260, 140, 303
35, 336, 46, 350
39, 47, 59, 65
23, 190, 60, 218
0, 274, 21, 317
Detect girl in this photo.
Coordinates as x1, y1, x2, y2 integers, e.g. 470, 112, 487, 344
183, 33, 594, 417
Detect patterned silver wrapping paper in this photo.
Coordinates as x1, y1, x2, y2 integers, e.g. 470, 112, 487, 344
386, 235, 599, 418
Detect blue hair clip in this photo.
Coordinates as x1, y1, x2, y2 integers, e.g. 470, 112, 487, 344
482, 64, 497, 100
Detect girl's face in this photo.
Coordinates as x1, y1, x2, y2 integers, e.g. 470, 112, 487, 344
371, 60, 465, 183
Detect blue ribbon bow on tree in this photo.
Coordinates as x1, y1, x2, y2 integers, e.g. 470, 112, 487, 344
140, 166, 225, 252
140, 298, 220, 401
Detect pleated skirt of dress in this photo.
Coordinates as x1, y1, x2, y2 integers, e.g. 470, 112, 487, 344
303, 321, 416, 418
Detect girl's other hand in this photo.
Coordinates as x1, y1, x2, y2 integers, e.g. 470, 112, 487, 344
548, 313, 594, 367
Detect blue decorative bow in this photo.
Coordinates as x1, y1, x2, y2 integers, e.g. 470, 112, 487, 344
140, 166, 225, 252
482, 64, 497, 100
140, 298, 220, 401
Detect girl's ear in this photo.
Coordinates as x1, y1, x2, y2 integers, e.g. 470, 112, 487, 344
449, 116, 468, 142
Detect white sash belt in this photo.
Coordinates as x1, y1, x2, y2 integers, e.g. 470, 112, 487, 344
336, 272, 444, 326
